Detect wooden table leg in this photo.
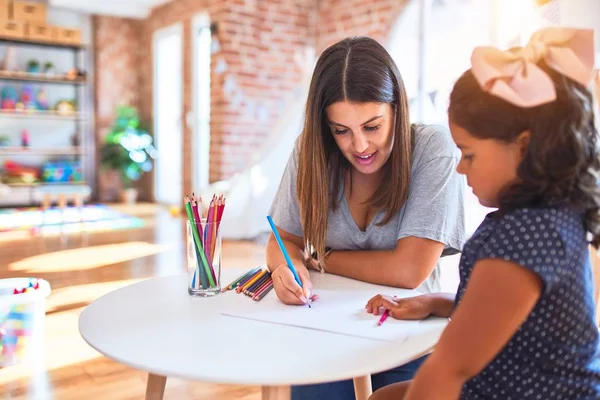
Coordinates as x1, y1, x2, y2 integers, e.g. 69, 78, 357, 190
145, 373, 167, 400
353, 375, 373, 400
262, 385, 290, 400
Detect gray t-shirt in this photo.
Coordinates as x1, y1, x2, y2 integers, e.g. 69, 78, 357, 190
269, 124, 466, 293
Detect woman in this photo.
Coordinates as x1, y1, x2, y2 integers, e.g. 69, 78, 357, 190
267, 36, 465, 399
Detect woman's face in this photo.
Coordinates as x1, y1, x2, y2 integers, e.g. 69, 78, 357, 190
325, 101, 395, 176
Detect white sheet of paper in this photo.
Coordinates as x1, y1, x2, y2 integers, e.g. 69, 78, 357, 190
221, 288, 440, 343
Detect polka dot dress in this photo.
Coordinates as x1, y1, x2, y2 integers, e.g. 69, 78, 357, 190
456, 206, 600, 399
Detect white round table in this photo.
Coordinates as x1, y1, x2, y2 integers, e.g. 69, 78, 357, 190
79, 269, 448, 400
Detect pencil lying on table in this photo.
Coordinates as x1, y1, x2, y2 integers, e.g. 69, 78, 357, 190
220, 267, 274, 301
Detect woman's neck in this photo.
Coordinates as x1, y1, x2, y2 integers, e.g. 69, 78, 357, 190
345, 167, 384, 200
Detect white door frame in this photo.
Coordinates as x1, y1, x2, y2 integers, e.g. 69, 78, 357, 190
153, 23, 183, 204
191, 12, 211, 191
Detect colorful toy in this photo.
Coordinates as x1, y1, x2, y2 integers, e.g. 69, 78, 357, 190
2, 160, 40, 184
21, 85, 36, 110
21, 130, 29, 148
36, 89, 48, 110
66, 68, 86, 81
55, 100, 75, 115
41, 161, 82, 183
1, 86, 18, 110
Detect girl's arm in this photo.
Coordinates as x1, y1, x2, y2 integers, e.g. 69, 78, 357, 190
404, 258, 542, 399
324, 237, 446, 289
366, 292, 457, 319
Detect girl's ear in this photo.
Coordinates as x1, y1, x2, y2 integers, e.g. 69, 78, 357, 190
516, 130, 531, 158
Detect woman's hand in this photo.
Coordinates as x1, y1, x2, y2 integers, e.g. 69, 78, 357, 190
271, 264, 319, 305
365, 294, 434, 320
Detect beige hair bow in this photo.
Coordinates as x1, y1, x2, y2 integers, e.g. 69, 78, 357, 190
471, 27, 595, 107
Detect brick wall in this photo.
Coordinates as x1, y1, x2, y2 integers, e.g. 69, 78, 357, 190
315, 0, 409, 53
94, 0, 410, 201
93, 16, 144, 201
94, 16, 143, 141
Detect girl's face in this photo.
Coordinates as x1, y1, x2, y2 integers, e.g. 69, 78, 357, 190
449, 120, 528, 208
325, 101, 395, 176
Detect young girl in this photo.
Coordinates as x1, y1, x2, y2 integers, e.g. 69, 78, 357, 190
267, 37, 465, 399
367, 27, 600, 399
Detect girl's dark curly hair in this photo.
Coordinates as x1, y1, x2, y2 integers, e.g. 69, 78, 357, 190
448, 62, 600, 248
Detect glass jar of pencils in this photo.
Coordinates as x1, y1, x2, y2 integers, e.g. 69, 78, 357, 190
186, 219, 222, 296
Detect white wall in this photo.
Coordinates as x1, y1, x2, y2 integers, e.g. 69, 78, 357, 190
558, 0, 600, 58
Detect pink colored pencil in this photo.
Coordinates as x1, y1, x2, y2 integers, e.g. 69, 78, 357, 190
377, 310, 390, 326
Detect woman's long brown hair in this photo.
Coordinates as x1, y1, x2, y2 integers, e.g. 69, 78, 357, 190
297, 37, 413, 266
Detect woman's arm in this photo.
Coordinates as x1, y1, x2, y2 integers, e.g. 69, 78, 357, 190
324, 236, 445, 289
404, 258, 542, 399
266, 226, 317, 305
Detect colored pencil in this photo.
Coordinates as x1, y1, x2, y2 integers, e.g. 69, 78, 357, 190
235, 268, 262, 289
266, 216, 301, 286
247, 272, 271, 294
266, 215, 310, 307
190, 196, 204, 288
254, 282, 274, 301
222, 267, 260, 292
245, 272, 271, 295
184, 198, 212, 288
210, 197, 218, 261
238, 269, 267, 293
378, 310, 390, 326
249, 276, 272, 297
230, 267, 261, 288
254, 277, 272, 294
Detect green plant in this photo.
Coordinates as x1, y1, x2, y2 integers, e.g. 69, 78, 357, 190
100, 106, 157, 188
26, 59, 40, 72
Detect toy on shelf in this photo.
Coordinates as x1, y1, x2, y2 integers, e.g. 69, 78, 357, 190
21, 85, 36, 111
1, 160, 40, 185
41, 161, 82, 183
71, 132, 80, 147
1, 86, 18, 110
21, 130, 29, 148
26, 59, 40, 74
55, 99, 76, 115
0, 136, 10, 147
36, 89, 49, 110
66, 68, 86, 81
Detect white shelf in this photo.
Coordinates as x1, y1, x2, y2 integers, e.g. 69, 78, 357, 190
0, 110, 83, 120
4, 181, 87, 188
0, 147, 83, 155
0, 70, 86, 85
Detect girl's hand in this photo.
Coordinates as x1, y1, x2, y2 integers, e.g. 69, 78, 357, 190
365, 294, 434, 320
271, 264, 319, 306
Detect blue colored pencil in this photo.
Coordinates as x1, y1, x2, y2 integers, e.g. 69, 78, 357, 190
266, 216, 301, 286
266, 215, 310, 307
